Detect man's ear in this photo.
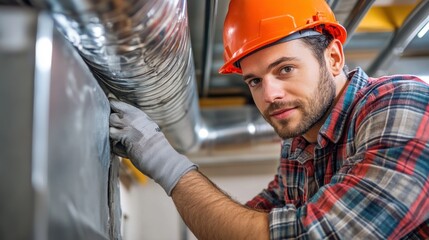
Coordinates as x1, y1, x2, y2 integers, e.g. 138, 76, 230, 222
325, 39, 345, 76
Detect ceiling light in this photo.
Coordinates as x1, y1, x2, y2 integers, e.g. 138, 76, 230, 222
417, 21, 429, 38
247, 123, 256, 135
198, 128, 209, 139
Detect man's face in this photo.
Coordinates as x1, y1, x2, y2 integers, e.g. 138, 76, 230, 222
240, 39, 336, 139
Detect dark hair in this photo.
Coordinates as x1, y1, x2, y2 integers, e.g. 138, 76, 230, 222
300, 30, 349, 74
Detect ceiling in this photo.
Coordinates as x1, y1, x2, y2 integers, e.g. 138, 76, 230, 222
187, 0, 429, 107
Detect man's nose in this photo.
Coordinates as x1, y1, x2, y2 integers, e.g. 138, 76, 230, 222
263, 78, 285, 103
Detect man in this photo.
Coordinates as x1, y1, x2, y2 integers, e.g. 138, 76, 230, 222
109, 0, 429, 239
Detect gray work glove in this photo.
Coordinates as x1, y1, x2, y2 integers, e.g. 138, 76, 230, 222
109, 98, 197, 195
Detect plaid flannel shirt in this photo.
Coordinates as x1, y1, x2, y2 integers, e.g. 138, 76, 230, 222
246, 68, 429, 239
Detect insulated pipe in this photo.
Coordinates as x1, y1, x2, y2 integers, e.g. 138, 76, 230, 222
366, 0, 429, 77
47, 0, 276, 153
6, 0, 203, 152
54, 0, 202, 153
2, 0, 279, 153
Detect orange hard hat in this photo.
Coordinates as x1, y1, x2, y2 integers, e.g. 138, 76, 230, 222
219, 0, 347, 75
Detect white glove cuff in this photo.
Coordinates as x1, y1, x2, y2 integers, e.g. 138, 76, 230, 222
161, 159, 198, 196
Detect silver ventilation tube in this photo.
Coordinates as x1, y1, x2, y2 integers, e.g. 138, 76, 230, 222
3, 0, 279, 153
198, 106, 279, 149
39, 0, 202, 152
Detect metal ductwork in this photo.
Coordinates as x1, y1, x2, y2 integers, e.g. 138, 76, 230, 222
0, 0, 276, 153
198, 106, 280, 149
4, 0, 202, 152
2, 0, 279, 153
49, 0, 202, 153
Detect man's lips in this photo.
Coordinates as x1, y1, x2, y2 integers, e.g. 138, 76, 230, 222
269, 107, 297, 120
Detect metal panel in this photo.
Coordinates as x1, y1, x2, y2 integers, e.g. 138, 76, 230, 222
0, 7, 38, 240
0, 7, 120, 240
46, 13, 114, 240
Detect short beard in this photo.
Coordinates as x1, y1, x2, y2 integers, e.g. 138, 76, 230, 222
263, 66, 336, 139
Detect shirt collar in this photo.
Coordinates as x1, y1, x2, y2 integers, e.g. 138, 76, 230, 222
318, 67, 369, 145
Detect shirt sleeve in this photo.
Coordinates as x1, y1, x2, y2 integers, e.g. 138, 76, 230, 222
268, 79, 429, 239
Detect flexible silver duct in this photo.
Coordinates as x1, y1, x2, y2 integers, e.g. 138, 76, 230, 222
3, 0, 280, 153
24, 0, 203, 152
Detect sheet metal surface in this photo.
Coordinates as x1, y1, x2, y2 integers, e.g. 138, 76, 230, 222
0, 7, 38, 240
46, 15, 113, 239
0, 7, 120, 240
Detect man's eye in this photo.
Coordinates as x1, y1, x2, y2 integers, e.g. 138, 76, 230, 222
280, 66, 293, 74
247, 78, 261, 87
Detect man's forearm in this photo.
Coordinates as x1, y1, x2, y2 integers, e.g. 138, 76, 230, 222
171, 170, 269, 240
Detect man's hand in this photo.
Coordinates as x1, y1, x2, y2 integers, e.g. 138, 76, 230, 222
109, 98, 197, 195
